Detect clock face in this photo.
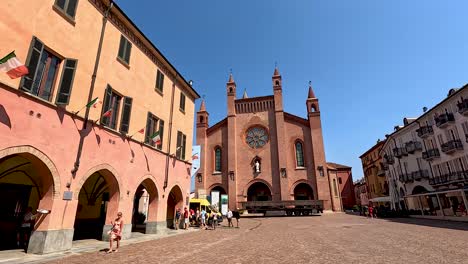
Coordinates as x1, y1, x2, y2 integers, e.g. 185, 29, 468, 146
246, 126, 269, 148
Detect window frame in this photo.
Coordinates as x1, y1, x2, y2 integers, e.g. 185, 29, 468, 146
294, 140, 305, 168
179, 92, 186, 113
55, 59, 78, 105
144, 112, 164, 150
100, 85, 122, 130
117, 35, 132, 66
53, 0, 79, 21
119, 96, 133, 134
214, 146, 222, 172
155, 70, 164, 93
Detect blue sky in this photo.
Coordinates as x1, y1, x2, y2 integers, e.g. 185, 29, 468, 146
116, 0, 468, 179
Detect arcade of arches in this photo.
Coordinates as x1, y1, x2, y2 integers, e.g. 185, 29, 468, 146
0, 150, 188, 253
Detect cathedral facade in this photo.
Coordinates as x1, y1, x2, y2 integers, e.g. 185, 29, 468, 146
195, 68, 342, 211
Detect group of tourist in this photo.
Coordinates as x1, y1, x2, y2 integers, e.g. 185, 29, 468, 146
174, 207, 241, 230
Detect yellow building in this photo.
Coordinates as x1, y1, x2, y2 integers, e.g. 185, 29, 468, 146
0, 0, 199, 253
359, 140, 390, 205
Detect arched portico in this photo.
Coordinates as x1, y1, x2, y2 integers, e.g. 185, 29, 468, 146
0, 147, 58, 252
166, 185, 184, 229
132, 176, 159, 234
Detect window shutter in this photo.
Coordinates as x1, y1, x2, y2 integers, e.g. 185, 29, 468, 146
21, 37, 44, 92
56, 59, 77, 105
182, 134, 186, 160
158, 120, 164, 150
56, 0, 66, 9
176, 131, 182, 158
119, 97, 132, 134
66, 0, 78, 18
101, 86, 112, 126
118, 36, 125, 61
145, 112, 152, 144
180, 93, 185, 111
125, 41, 132, 63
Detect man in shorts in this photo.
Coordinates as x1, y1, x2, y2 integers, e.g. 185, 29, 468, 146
175, 208, 181, 230
226, 208, 233, 227
200, 209, 206, 229
232, 208, 241, 228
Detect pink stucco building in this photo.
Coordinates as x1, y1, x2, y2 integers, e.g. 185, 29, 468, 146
0, 0, 199, 254
194, 70, 341, 212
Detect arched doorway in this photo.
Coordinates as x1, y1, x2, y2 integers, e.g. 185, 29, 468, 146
247, 182, 272, 201
132, 178, 158, 233
209, 185, 227, 213
166, 185, 183, 229
0, 153, 55, 250
73, 169, 119, 241
293, 183, 314, 200
412, 185, 428, 195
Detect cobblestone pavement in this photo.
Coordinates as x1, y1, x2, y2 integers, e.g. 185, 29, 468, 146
45, 214, 468, 264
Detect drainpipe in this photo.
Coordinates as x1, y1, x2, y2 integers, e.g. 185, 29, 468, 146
164, 73, 178, 190
71, 0, 113, 177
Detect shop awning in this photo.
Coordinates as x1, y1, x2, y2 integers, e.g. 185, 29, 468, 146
189, 198, 211, 206
369, 196, 391, 203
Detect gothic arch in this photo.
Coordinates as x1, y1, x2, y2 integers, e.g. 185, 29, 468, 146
289, 180, 315, 197
208, 183, 227, 194
0, 145, 61, 198
131, 174, 160, 199
242, 179, 273, 197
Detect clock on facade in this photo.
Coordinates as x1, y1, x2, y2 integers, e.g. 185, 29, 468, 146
246, 126, 269, 148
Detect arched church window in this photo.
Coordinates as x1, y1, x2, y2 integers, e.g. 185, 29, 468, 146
275, 80, 279, 86
214, 147, 222, 172
295, 141, 304, 167
200, 116, 204, 123
229, 87, 233, 93
311, 104, 317, 112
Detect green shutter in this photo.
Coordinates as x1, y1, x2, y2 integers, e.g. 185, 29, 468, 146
182, 134, 186, 160
56, 59, 77, 105
119, 97, 132, 134
158, 119, 164, 150
21, 37, 44, 92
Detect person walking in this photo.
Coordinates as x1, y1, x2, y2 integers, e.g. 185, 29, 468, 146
196, 209, 200, 226
107, 212, 123, 253
175, 208, 181, 230
368, 205, 374, 219
232, 208, 240, 228
226, 209, 233, 227
212, 211, 217, 230
200, 208, 206, 229
184, 207, 189, 230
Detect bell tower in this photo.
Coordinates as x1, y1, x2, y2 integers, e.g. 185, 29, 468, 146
226, 73, 238, 209
196, 100, 209, 192
306, 82, 336, 211
227, 73, 236, 117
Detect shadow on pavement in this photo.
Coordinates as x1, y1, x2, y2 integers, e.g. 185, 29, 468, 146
383, 217, 468, 231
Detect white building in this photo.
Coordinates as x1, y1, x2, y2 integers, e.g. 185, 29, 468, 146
381, 85, 468, 221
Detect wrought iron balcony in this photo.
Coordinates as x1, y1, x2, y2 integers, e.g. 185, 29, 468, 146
411, 170, 429, 181
417, 125, 433, 138
441, 139, 463, 154
405, 141, 423, 154
384, 155, 395, 165
457, 99, 468, 116
435, 113, 455, 128
429, 171, 468, 185
399, 173, 413, 183
393, 147, 408, 158
422, 148, 440, 161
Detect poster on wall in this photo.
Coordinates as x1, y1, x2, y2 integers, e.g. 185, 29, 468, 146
220, 194, 228, 215
211, 191, 220, 212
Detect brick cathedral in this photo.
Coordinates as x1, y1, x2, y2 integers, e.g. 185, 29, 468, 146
195, 68, 342, 211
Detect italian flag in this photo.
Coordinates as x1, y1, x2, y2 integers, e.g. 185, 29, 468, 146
150, 131, 161, 145
86, 97, 101, 108
102, 109, 112, 118
0, 51, 29, 79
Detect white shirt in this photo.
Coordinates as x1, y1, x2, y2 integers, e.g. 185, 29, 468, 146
227, 211, 233, 218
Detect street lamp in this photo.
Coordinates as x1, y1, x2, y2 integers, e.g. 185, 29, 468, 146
197, 173, 202, 183
229, 171, 235, 181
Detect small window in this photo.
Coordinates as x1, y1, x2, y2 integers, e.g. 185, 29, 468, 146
156, 70, 164, 92
145, 113, 164, 149
333, 179, 338, 196
119, 97, 133, 134
295, 141, 304, 167
179, 92, 186, 112
55, 0, 78, 19
214, 147, 222, 172
338, 177, 342, 184
101, 86, 122, 129
176, 131, 186, 160
117, 35, 132, 65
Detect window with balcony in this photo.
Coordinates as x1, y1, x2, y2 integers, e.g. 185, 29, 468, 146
54, 0, 78, 20
117, 35, 132, 65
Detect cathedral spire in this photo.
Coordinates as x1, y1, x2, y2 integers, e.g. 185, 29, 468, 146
242, 89, 248, 99
308, 81, 316, 98
199, 99, 206, 111
273, 66, 280, 77
228, 73, 235, 84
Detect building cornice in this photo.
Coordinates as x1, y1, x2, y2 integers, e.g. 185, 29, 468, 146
206, 118, 227, 135
89, 0, 200, 100
284, 112, 309, 126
